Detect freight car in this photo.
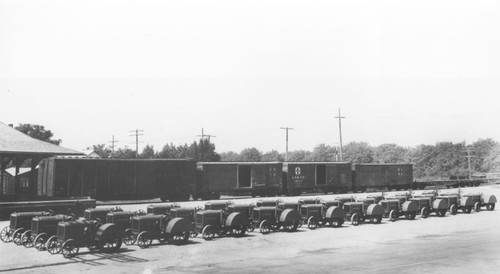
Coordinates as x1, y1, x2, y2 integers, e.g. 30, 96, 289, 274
282, 162, 352, 196
195, 162, 282, 199
37, 158, 197, 202
353, 164, 413, 192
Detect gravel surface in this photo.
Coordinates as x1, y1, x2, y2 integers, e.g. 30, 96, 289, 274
1, 185, 499, 273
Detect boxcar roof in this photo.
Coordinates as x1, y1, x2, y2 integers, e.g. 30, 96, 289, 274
198, 162, 282, 165
0, 121, 83, 156
354, 163, 412, 166
52, 157, 194, 162
283, 162, 351, 165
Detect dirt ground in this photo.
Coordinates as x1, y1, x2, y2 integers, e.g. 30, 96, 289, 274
1, 185, 499, 274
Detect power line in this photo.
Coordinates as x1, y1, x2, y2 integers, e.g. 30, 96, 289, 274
129, 129, 144, 158
280, 127, 294, 162
335, 108, 346, 161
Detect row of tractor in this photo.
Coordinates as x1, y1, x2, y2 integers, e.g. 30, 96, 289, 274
1, 190, 496, 258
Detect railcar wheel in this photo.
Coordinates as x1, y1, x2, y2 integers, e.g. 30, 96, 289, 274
421, 208, 429, 219
202, 225, 215, 240
34, 233, 48, 251
450, 204, 457, 215
389, 210, 398, 222
307, 216, 318, 230
12, 228, 25, 246
259, 221, 270, 234
463, 207, 472, 214
351, 213, 360, 226
0, 226, 12, 243
474, 202, 481, 212
409, 212, 416, 220
100, 238, 122, 253
61, 239, 79, 258
137, 231, 152, 248
123, 229, 135, 246
438, 210, 446, 217
46, 236, 61, 254
21, 230, 34, 248
486, 203, 495, 211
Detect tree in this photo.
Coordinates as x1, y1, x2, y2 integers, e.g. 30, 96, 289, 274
87, 144, 112, 158
306, 144, 337, 161
15, 123, 62, 145
287, 150, 312, 161
114, 147, 136, 159
220, 151, 241, 161
262, 150, 284, 162
343, 142, 374, 163
373, 144, 410, 163
239, 147, 262, 162
140, 145, 156, 159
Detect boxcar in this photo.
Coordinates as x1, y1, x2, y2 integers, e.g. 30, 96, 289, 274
282, 162, 352, 196
37, 158, 197, 201
353, 164, 413, 192
195, 162, 282, 199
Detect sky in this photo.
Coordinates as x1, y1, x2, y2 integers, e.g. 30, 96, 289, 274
0, 0, 499, 154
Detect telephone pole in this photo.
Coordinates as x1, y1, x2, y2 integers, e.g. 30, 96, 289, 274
335, 108, 346, 161
280, 127, 294, 162
129, 129, 144, 158
197, 128, 216, 142
109, 135, 118, 156
464, 147, 476, 180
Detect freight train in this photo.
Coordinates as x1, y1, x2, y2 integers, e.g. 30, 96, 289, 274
34, 158, 416, 201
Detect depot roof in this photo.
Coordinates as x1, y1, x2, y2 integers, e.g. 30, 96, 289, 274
0, 122, 83, 156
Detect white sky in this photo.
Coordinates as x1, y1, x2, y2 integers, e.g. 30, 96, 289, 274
1, 0, 499, 153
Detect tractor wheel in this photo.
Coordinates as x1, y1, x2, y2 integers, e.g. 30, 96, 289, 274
283, 221, 299, 232
46, 236, 61, 254
0, 226, 13, 243
450, 204, 457, 215
246, 223, 255, 233
123, 229, 136, 246
190, 227, 199, 238
232, 226, 246, 237
421, 207, 429, 219
351, 213, 360, 226
172, 231, 190, 244
389, 210, 398, 222
34, 233, 48, 251
202, 225, 215, 241
334, 218, 344, 227
61, 239, 79, 258
21, 230, 34, 248
373, 215, 382, 224
486, 203, 495, 211
408, 212, 416, 220
137, 231, 152, 248
307, 216, 317, 230
12, 228, 25, 246
99, 238, 122, 253
259, 220, 270, 234
474, 202, 481, 212
438, 210, 446, 217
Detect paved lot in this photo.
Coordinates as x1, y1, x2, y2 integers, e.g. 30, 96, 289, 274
1, 186, 499, 273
